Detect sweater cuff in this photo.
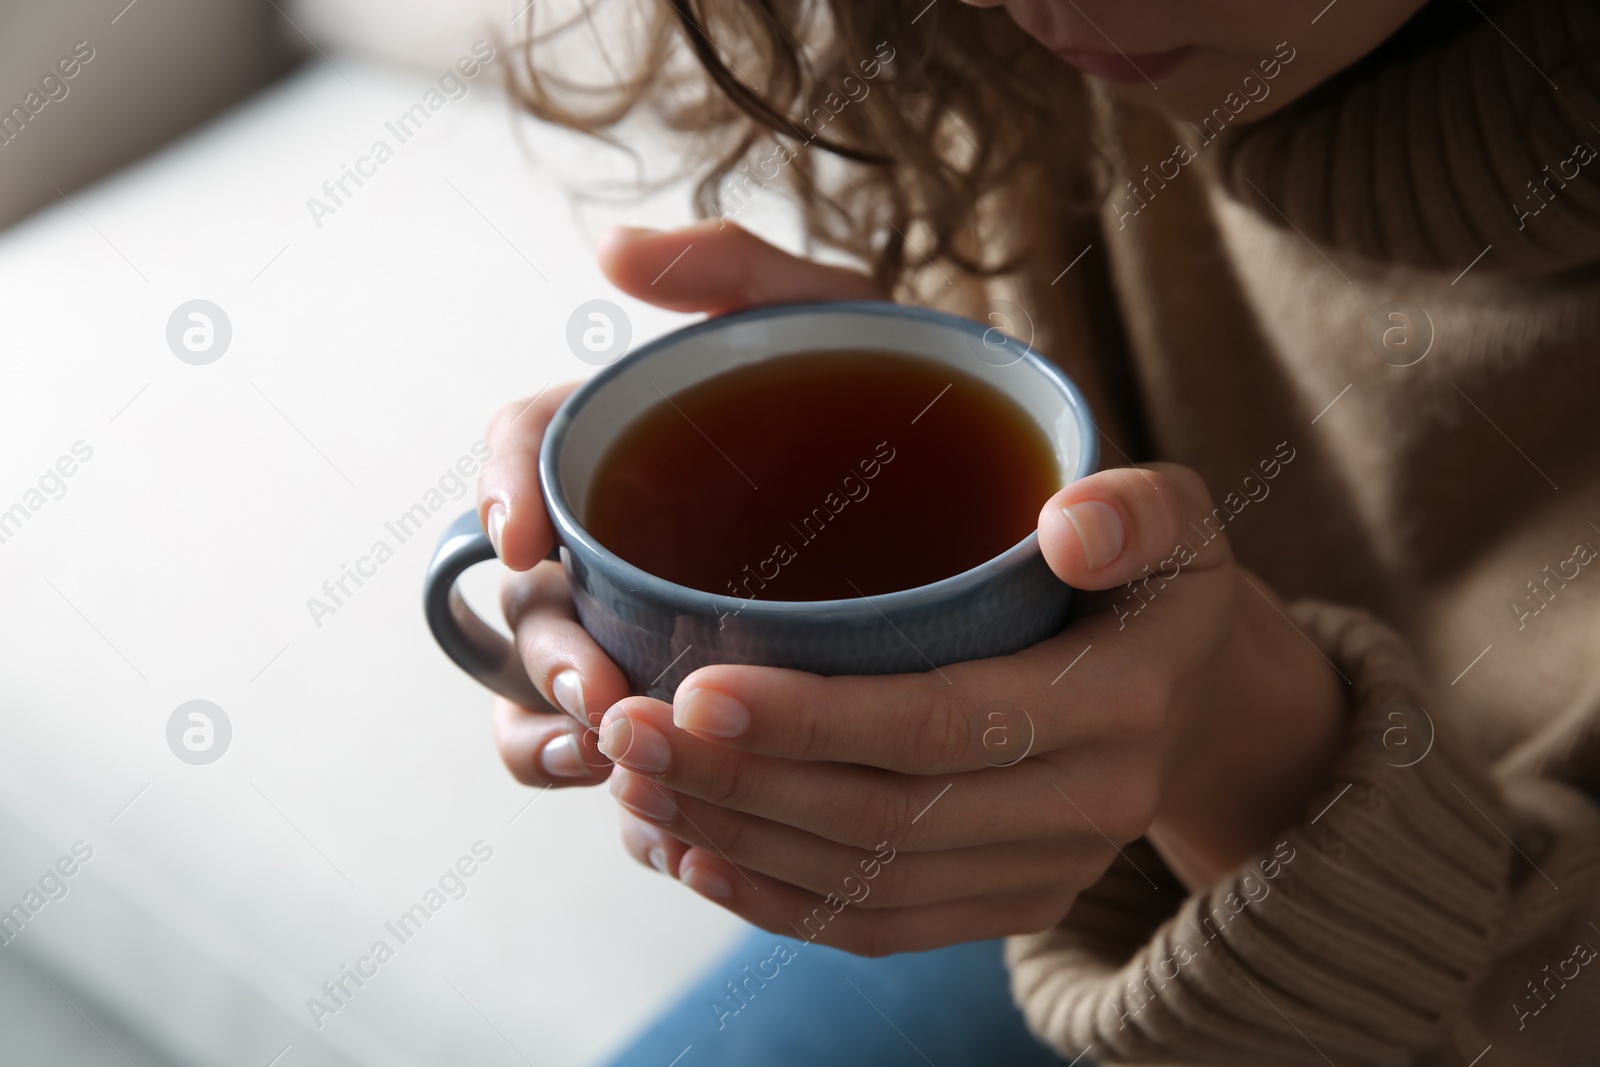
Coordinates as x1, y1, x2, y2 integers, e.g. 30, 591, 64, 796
1006, 601, 1514, 1066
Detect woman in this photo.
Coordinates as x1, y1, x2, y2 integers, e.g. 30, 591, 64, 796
477, 0, 1600, 1062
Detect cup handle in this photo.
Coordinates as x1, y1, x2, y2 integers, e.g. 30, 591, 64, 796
423, 509, 557, 712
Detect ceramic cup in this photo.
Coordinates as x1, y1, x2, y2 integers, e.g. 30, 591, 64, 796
423, 300, 1099, 707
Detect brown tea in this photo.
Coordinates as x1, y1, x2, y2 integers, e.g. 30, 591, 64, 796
584, 349, 1061, 601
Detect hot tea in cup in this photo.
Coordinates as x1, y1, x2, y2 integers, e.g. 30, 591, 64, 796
584, 348, 1061, 602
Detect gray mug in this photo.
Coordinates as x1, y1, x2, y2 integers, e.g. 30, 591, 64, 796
424, 300, 1099, 707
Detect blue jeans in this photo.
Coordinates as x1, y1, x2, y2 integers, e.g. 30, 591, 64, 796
604, 929, 1073, 1067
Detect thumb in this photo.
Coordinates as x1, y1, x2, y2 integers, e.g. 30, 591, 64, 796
1037, 463, 1233, 590
595, 219, 885, 315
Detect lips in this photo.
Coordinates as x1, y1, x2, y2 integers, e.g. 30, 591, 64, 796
1054, 46, 1192, 85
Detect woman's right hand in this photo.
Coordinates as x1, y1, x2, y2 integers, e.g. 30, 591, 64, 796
475, 221, 886, 790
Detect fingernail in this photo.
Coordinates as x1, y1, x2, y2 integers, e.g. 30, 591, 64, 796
539, 732, 592, 780
551, 670, 588, 726
599, 718, 671, 774
620, 817, 674, 876
682, 864, 733, 902
487, 502, 507, 557
1062, 501, 1125, 570
674, 688, 749, 740
610, 769, 678, 822
597, 225, 660, 257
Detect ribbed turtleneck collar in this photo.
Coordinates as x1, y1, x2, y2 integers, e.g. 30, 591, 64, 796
1213, 0, 1600, 276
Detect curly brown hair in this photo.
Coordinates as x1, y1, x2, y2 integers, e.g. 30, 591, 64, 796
503, 0, 1099, 293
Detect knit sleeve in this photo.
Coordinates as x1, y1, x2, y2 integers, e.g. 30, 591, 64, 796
1004, 601, 1600, 1066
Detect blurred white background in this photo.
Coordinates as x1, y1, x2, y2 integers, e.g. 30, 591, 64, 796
0, 0, 808, 1063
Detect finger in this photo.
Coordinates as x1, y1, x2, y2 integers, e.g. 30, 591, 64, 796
502, 562, 631, 727
597, 700, 1150, 850
1038, 462, 1233, 590
491, 696, 611, 788
617, 809, 691, 880
476, 382, 581, 571
673, 848, 1073, 956
608, 766, 1103, 909
672, 664, 969, 770
669, 643, 1136, 773
595, 220, 886, 315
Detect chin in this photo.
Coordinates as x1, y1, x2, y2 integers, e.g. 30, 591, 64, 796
1101, 44, 1314, 129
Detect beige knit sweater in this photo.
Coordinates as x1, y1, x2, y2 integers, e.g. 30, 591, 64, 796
994, 1, 1600, 1063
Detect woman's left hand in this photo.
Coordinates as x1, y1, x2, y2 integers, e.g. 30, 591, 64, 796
600, 462, 1347, 956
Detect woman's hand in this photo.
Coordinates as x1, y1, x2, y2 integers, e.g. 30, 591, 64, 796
474, 221, 886, 790
596, 463, 1348, 955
